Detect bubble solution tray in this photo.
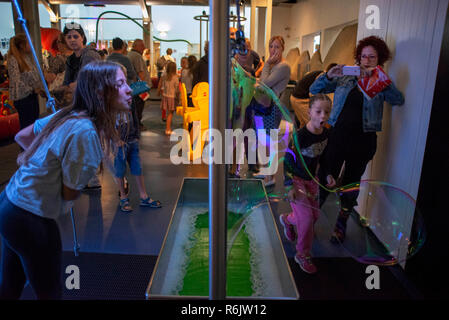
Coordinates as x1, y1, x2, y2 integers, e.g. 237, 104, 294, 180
146, 178, 299, 300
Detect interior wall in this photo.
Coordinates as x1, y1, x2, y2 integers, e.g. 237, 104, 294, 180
322, 23, 358, 66
301, 31, 319, 56
407, 4, 449, 297
321, 20, 358, 59
256, 7, 266, 58
287, 0, 360, 56
270, 5, 294, 54
355, 0, 449, 265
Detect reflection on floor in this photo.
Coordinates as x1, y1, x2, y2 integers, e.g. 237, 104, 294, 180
0, 98, 419, 299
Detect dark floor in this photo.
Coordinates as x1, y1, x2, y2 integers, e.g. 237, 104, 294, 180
0, 96, 423, 300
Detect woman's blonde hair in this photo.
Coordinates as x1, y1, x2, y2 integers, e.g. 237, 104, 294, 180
18, 61, 128, 167
8, 33, 30, 72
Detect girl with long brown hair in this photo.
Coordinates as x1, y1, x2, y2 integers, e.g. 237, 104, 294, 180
0, 60, 132, 299
7, 33, 43, 129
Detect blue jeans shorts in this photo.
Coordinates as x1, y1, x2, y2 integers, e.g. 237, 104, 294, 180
114, 140, 143, 178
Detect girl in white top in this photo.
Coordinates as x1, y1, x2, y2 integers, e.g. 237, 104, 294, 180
0, 61, 132, 299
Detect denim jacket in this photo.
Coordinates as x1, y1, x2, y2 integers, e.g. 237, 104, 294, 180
310, 73, 405, 132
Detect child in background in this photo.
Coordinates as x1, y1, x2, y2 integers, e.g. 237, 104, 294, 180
158, 61, 179, 135
281, 94, 336, 274
114, 91, 162, 212
180, 56, 193, 104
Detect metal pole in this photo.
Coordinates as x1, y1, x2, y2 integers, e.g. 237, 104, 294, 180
209, 0, 229, 300
200, 19, 203, 57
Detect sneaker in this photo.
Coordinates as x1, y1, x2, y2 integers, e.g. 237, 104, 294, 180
279, 214, 296, 242
294, 254, 317, 274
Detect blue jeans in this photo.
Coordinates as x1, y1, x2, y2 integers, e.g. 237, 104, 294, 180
113, 141, 143, 178
0, 191, 62, 299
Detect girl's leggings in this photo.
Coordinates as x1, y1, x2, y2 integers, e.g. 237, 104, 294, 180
0, 191, 62, 299
286, 177, 320, 255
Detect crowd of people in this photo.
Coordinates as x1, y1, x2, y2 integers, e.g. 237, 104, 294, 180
0, 20, 404, 299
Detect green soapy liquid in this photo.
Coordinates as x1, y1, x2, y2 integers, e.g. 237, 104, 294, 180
179, 211, 253, 297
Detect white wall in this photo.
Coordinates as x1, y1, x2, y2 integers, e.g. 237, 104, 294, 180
287, 0, 360, 55
321, 20, 358, 59
270, 5, 293, 55
356, 0, 448, 265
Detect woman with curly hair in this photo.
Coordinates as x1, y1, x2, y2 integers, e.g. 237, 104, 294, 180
0, 61, 132, 299
310, 36, 405, 243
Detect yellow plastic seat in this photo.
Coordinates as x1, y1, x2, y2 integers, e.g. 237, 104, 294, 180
176, 82, 209, 161
176, 83, 191, 130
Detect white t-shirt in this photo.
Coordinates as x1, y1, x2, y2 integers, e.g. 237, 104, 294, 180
181, 69, 193, 93
164, 54, 176, 63
6, 116, 103, 219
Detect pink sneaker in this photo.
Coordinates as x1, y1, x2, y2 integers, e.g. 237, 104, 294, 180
279, 214, 296, 242
295, 254, 317, 274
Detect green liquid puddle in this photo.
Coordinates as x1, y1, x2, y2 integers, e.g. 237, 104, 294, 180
179, 211, 253, 297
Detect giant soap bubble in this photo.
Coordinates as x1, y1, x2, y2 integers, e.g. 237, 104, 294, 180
320, 181, 426, 266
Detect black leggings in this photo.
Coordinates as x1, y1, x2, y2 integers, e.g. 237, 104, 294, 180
133, 95, 145, 125
0, 191, 62, 299
319, 128, 377, 210
13, 93, 39, 129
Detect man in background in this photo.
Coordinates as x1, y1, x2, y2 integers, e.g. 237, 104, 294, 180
192, 41, 209, 87
128, 39, 150, 130
156, 48, 175, 79
107, 37, 137, 84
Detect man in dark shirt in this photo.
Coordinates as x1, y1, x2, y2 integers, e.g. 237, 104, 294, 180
192, 41, 209, 87
107, 37, 137, 84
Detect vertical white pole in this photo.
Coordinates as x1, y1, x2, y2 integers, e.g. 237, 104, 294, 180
209, 0, 229, 300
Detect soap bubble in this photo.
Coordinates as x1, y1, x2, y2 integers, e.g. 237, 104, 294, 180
320, 180, 426, 266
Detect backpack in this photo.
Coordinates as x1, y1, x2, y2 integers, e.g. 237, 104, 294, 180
156, 56, 167, 70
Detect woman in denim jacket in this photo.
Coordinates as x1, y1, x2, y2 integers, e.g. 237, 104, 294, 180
310, 36, 404, 243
